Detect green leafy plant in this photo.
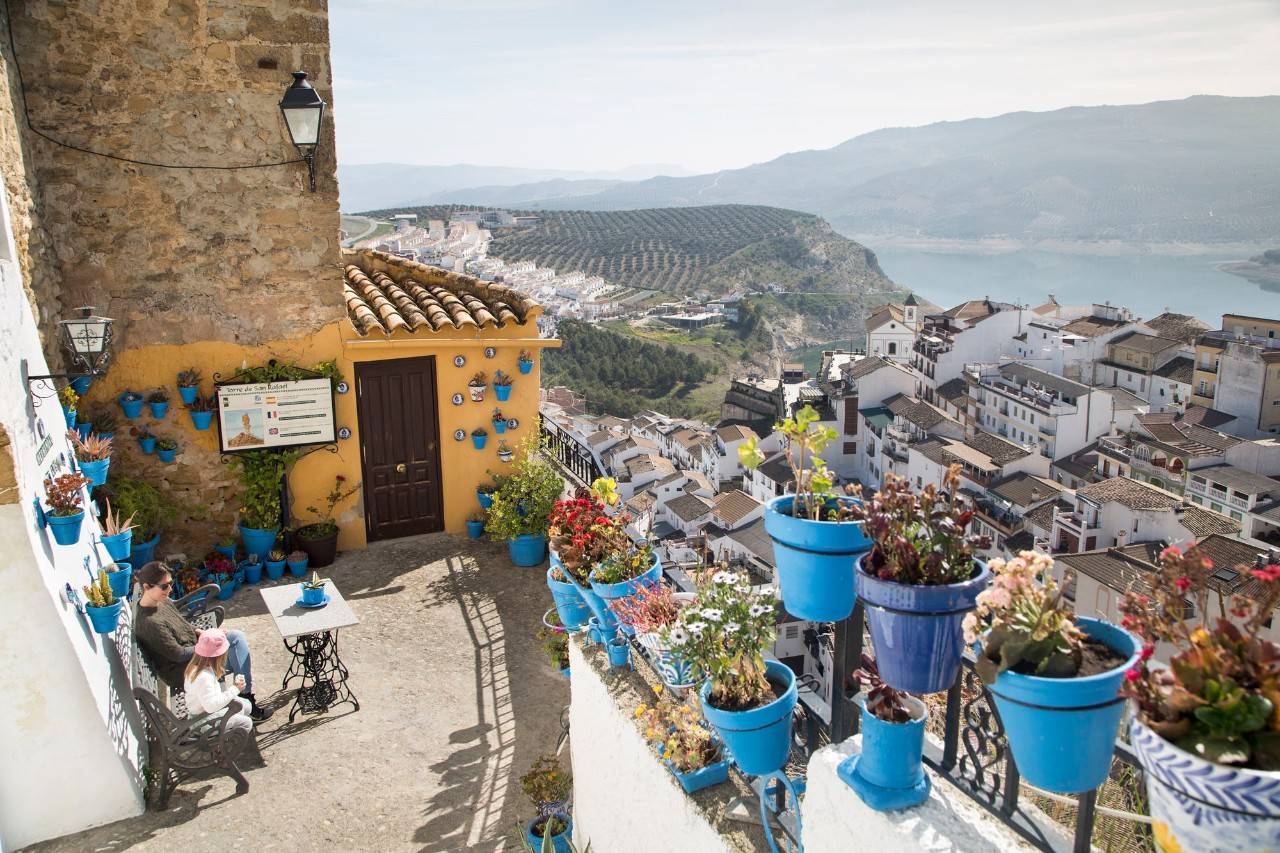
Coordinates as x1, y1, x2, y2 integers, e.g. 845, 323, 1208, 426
521, 754, 571, 808
101, 476, 177, 540
58, 386, 79, 411
83, 569, 117, 608
302, 572, 326, 591
67, 430, 112, 462
485, 438, 563, 541
44, 472, 91, 516
232, 450, 302, 530
546, 482, 630, 584
537, 613, 569, 670
233, 360, 341, 383
739, 404, 839, 520
591, 544, 654, 585
176, 368, 202, 388
493, 370, 512, 387
89, 408, 118, 433
469, 371, 488, 387
296, 474, 361, 538
156, 438, 177, 452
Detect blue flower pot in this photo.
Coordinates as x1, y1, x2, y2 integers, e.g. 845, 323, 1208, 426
80, 457, 110, 487
477, 490, 494, 509
524, 816, 572, 853
507, 533, 547, 566
494, 384, 512, 401
287, 556, 309, 577
47, 510, 85, 546
578, 580, 617, 635
518, 360, 533, 375
241, 560, 263, 585
215, 580, 236, 601
588, 553, 663, 637
63, 407, 76, 429
607, 637, 631, 668
856, 555, 991, 694
466, 519, 485, 539
472, 433, 488, 450
137, 436, 156, 454
129, 533, 160, 567
492, 420, 506, 434
586, 616, 604, 645
148, 401, 169, 419
214, 542, 236, 560
265, 559, 286, 580
547, 567, 591, 630
75, 422, 92, 441
190, 410, 213, 430
85, 600, 123, 634
178, 385, 198, 405
239, 524, 279, 558
700, 660, 797, 776
106, 563, 133, 601
157, 447, 176, 463
98, 431, 114, 442
101, 529, 133, 561
559, 666, 571, 679
119, 395, 144, 419
987, 617, 1139, 794
838, 695, 931, 811
301, 583, 326, 605
763, 495, 871, 622
70, 375, 93, 396
667, 748, 731, 793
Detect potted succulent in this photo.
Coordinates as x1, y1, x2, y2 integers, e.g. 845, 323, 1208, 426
43, 472, 92, 545
637, 687, 731, 793
286, 549, 309, 577
485, 439, 562, 567
293, 475, 359, 568
492, 408, 507, 434
471, 427, 489, 450
68, 430, 112, 487
118, 390, 144, 419
300, 572, 328, 606
146, 389, 170, 419
537, 613, 571, 678
468, 371, 488, 402
520, 756, 572, 853
1121, 545, 1280, 849
589, 545, 662, 636
518, 349, 534, 375
742, 404, 870, 622
240, 552, 264, 585
265, 548, 288, 580
663, 566, 796, 775
100, 476, 172, 565
156, 437, 178, 463
967, 550, 1139, 794
82, 569, 123, 633
134, 425, 157, 455
214, 536, 237, 560
99, 498, 135, 561
839, 654, 931, 811
496, 441, 514, 464
854, 465, 992, 694
187, 394, 217, 430
90, 408, 118, 441
104, 561, 134, 602
493, 369, 513, 402
176, 367, 202, 405
613, 582, 698, 688
75, 417, 92, 441
466, 511, 486, 539
59, 386, 78, 429
548, 481, 630, 630
477, 481, 497, 509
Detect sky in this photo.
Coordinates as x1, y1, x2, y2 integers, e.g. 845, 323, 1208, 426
329, 0, 1280, 174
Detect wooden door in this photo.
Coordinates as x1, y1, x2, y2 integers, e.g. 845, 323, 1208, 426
356, 357, 444, 540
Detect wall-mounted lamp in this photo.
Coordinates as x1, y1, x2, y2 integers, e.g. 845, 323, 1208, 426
27, 306, 114, 404
279, 71, 326, 192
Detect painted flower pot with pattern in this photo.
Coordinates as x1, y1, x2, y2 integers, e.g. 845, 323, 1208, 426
856, 555, 991, 694
507, 533, 547, 567
265, 558, 286, 580
763, 495, 871, 622
101, 529, 133, 562
46, 510, 85, 546
638, 628, 698, 689
468, 384, 487, 402
238, 525, 279, 559
699, 660, 797, 776
129, 533, 160, 567
177, 385, 198, 405
466, 519, 485, 539
106, 563, 133, 601
119, 395, 144, 419
547, 566, 591, 630
494, 383, 512, 402
524, 816, 572, 853
80, 457, 110, 487
987, 617, 1139, 794
588, 552, 663, 636
189, 410, 213, 430
838, 694, 931, 811
148, 401, 169, 419
85, 600, 123, 634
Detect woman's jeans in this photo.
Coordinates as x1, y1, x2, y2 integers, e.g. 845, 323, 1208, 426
224, 629, 253, 693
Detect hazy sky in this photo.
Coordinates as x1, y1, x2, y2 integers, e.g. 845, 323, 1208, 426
329, 0, 1280, 174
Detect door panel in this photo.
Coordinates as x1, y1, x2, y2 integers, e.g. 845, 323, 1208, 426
356, 357, 444, 540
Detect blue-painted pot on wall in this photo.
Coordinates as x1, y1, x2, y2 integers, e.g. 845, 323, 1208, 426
838, 694, 931, 811
70, 375, 93, 396
507, 533, 547, 566
477, 489, 494, 509
466, 519, 485, 539
80, 457, 110, 487
518, 360, 533, 375
148, 401, 169, 419
606, 636, 631, 668
763, 495, 870, 622
492, 420, 506, 434
265, 557, 286, 580
119, 394, 144, 419
157, 446, 177, 463
987, 617, 1139, 794
494, 383, 512, 402
177, 385, 198, 405
105, 563, 133, 601
130, 533, 160, 567
101, 528, 133, 561
137, 436, 157, 454
856, 555, 991, 694
547, 567, 591, 630
85, 599, 123, 634
700, 659, 797, 776
239, 525, 279, 558
472, 433, 488, 450
46, 510, 85, 546
62, 407, 76, 429
524, 816, 572, 853
189, 410, 213, 430
588, 552, 663, 637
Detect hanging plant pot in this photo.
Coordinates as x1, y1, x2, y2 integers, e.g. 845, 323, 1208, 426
238, 524, 279, 558
986, 617, 1139, 794
265, 557, 287, 580
148, 401, 169, 419
75, 422, 92, 441
477, 489, 494, 509
137, 436, 157, 454
494, 383, 512, 402
762, 494, 870, 622
518, 360, 534, 375
118, 394, 144, 419
85, 600, 123, 634
492, 420, 507, 434
80, 457, 111, 487
101, 529, 133, 562
546, 565, 591, 630
46, 509, 85, 546
466, 518, 485, 539
129, 533, 160, 567
70, 375, 93, 396
606, 635, 631, 668
524, 815, 572, 853
507, 533, 547, 567
157, 446, 177, 463
471, 433, 488, 450
468, 384, 487, 402
177, 385, 198, 405
189, 410, 213, 430
838, 694, 931, 811
105, 563, 133, 601
62, 407, 77, 430
588, 553, 663, 637
497, 447, 514, 463
856, 555, 991, 694
699, 659, 797, 776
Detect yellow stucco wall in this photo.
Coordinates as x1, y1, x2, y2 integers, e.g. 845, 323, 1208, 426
78, 317, 558, 552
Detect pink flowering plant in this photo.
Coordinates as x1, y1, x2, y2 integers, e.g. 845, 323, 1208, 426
964, 551, 1086, 684
611, 581, 687, 634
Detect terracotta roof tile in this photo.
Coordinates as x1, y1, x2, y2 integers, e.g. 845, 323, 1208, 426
712, 489, 762, 526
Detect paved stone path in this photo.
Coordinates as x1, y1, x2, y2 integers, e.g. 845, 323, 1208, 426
31, 534, 568, 852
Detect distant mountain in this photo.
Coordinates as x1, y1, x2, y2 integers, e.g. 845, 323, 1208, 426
337, 162, 690, 212
429, 96, 1280, 244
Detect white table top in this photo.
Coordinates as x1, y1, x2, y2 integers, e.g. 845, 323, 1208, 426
259, 580, 359, 639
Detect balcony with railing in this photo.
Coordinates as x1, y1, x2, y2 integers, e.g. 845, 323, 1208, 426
1097, 437, 1131, 461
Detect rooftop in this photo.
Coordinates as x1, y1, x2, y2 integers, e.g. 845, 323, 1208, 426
884, 393, 954, 432
1193, 465, 1280, 496
988, 471, 1065, 507
665, 492, 713, 523
1060, 535, 1275, 602
1145, 311, 1210, 346
1076, 476, 1182, 510
1152, 355, 1194, 383
711, 488, 763, 526
715, 423, 758, 444
1061, 314, 1129, 339
1109, 330, 1183, 354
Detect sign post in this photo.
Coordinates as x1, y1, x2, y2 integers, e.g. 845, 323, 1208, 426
214, 378, 336, 454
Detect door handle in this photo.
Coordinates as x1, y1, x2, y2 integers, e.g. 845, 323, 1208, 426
396, 463, 406, 473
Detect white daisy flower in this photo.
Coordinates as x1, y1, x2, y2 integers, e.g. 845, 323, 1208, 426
749, 603, 770, 618
669, 627, 688, 646
712, 570, 736, 585
724, 621, 741, 633
687, 621, 707, 634
701, 608, 724, 621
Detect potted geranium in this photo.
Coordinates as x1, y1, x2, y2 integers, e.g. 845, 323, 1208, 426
82, 569, 123, 633
853, 465, 991, 694
286, 549, 309, 577
156, 437, 178, 463
471, 427, 489, 450
485, 440, 562, 567
147, 389, 170, 419
493, 369, 513, 402
293, 475, 360, 568
99, 498, 135, 561
967, 550, 1139, 794
589, 544, 663, 636
134, 425, 157, 455
68, 430, 112, 487
664, 566, 795, 775
613, 581, 697, 688
43, 472, 92, 545
548, 482, 630, 630
492, 408, 507, 434
1121, 545, 1280, 849
520, 755, 572, 853
636, 687, 731, 793
742, 404, 870, 622
838, 654, 931, 811
187, 394, 217, 430
518, 349, 534, 375
466, 511, 486, 539
265, 548, 287, 580
118, 390, 144, 419
468, 371, 488, 402
59, 386, 78, 429
176, 367, 202, 405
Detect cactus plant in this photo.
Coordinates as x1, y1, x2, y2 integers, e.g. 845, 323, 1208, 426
83, 569, 118, 608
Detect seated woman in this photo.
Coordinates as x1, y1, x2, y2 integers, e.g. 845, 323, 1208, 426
184, 628, 255, 734
134, 561, 272, 722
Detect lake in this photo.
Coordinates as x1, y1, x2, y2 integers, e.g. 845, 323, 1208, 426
870, 246, 1280, 324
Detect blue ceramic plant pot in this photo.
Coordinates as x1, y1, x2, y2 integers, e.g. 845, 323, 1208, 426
214, 542, 237, 560
588, 553, 663, 636
75, 422, 92, 441
472, 433, 488, 450
119, 395, 144, 419
101, 529, 133, 561
666, 748, 731, 794
215, 580, 236, 601
241, 560, 263, 585
157, 447, 176, 463
149, 401, 169, 419
700, 660, 797, 776
239, 524, 279, 558
98, 431, 114, 442
987, 617, 1139, 794
287, 555, 309, 577
856, 555, 991, 694
518, 360, 533, 375
190, 410, 213, 430
80, 457, 110, 487
547, 566, 591, 630
137, 436, 156, 454
493, 420, 506, 434
106, 563, 133, 601
494, 383, 512, 401
47, 510, 85, 546
507, 533, 547, 566
265, 558, 286, 580
62, 407, 76, 429
838, 694, 931, 811
559, 666, 571, 679
477, 490, 494, 509
129, 533, 160, 567
524, 816, 572, 853
177, 385, 198, 405
85, 600, 123, 634
466, 519, 485, 539
763, 495, 871, 622
301, 583, 326, 605
579, 580, 617, 635
70, 375, 93, 396
586, 616, 604, 645
606, 636, 631, 668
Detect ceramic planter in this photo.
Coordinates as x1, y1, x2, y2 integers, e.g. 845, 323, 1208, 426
987, 617, 1139, 794
239, 524, 279, 558
699, 660, 797, 776
119, 395, 144, 419
497, 448, 514, 463
85, 600, 123, 634
518, 360, 533, 375
477, 489, 494, 509
297, 529, 338, 568
241, 560, 263, 585
215, 579, 236, 601
468, 384, 487, 402
70, 375, 93, 396
763, 495, 871, 622
586, 616, 604, 645
507, 533, 547, 567
129, 533, 160, 567
1130, 718, 1280, 851
838, 694, 931, 811
189, 410, 213, 430
101, 529, 133, 561
62, 407, 76, 429
137, 436, 157, 454
157, 446, 177, 463
105, 563, 133, 601
148, 401, 169, 419
466, 519, 485, 539
301, 582, 327, 605
492, 420, 506, 434
494, 383, 512, 402
265, 558, 286, 580
80, 457, 110, 487
578, 579, 617, 636
177, 385, 198, 405
75, 422, 92, 441
471, 433, 488, 450
856, 555, 991, 694
287, 555, 309, 577
214, 542, 237, 560
665, 747, 731, 794
547, 566, 591, 629
606, 636, 631, 667
638, 630, 698, 689
524, 816, 572, 853
46, 510, 85, 546
588, 553, 663, 637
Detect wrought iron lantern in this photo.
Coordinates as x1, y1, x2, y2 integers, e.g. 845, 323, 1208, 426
279, 71, 326, 192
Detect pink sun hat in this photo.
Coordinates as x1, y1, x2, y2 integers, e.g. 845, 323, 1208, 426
194, 628, 230, 658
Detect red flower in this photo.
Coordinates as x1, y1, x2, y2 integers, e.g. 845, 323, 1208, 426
594, 516, 608, 526
1124, 668, 1141, 682
1139, 645, 1154, 661
336, 474, 346, 482
1251, 564, 1280, 583
1160, 545, 1182, 562
1174, 576, 1191, 593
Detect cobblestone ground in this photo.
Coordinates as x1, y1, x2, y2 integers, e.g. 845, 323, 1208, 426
30, 533, 568, 853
